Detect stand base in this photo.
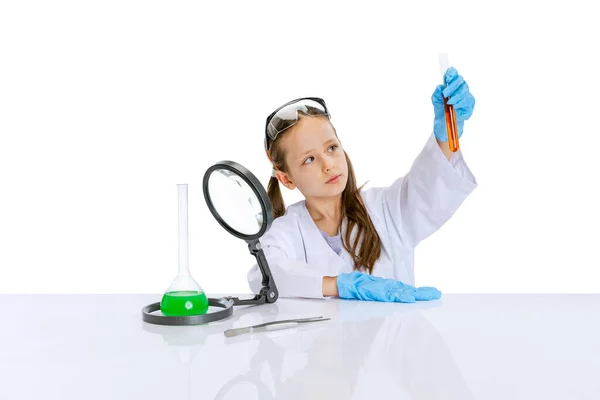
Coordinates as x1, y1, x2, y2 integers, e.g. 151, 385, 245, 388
142, 297, 234, 326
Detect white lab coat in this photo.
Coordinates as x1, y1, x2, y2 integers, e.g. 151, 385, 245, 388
247, 133, 478, 299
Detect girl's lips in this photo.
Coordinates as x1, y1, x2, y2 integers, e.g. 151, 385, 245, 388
326, 174, 341, 183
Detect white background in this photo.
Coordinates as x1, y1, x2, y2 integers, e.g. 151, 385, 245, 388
1, 0, 599, 295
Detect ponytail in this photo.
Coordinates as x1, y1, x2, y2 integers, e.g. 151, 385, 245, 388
267, 175, 286, 219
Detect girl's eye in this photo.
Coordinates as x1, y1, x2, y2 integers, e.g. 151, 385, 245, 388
303, 144, 338, 165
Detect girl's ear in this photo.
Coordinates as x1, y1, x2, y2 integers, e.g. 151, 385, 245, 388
276, 171, 296, 191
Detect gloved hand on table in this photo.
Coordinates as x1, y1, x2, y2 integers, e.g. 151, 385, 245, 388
432, 66, 476, 142
336, 271, 441, 303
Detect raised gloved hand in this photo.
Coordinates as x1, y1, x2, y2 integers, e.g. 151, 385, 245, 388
432, 66, 476, 142
336, 271, 441, 303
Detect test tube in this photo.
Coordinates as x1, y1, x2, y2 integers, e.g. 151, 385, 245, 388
439, 52, 460, 152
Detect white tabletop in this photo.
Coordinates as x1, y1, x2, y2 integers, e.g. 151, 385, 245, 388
1, 294, 600, 399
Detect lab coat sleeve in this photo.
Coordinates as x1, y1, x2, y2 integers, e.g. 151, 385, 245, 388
247, 218, 327, 300
362, 132, 477, 249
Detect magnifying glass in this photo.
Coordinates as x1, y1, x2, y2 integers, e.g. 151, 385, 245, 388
202, 160, 279, 306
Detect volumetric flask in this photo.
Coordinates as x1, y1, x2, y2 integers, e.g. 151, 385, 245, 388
160, 184, 209, 316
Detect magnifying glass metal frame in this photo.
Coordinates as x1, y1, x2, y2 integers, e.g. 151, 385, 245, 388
202, 160, 279, 307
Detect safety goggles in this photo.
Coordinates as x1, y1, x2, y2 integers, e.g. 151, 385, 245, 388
264, 97, 330, 151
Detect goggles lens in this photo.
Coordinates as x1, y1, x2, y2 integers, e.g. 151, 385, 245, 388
265, 98, 329, 150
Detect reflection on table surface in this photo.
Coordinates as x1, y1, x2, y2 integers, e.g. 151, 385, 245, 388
2, 294, 600, 399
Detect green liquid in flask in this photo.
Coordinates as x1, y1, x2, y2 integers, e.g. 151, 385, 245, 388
160, 290, 209, 316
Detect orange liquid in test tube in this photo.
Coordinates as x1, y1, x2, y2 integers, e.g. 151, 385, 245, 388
443, 96, 460, 152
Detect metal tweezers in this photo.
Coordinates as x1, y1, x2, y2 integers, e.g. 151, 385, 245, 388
224, 316, 330, 338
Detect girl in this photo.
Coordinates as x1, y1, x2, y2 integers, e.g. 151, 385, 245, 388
247, 67, 477, 302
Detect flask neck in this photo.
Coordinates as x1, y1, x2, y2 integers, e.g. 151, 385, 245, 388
178, 184, 190, 277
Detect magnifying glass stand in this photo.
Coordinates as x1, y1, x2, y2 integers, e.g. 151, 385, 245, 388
222, 238, 278, 306
201, 160, 280, 308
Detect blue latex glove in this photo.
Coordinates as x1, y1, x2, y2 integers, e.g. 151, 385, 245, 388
336, 271, 441, 303
432, 66, 476, 142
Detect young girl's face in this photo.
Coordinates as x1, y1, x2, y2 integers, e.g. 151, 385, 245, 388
278, 116, 349, 198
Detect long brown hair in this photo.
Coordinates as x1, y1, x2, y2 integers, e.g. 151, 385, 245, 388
266, 114, 382, 274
